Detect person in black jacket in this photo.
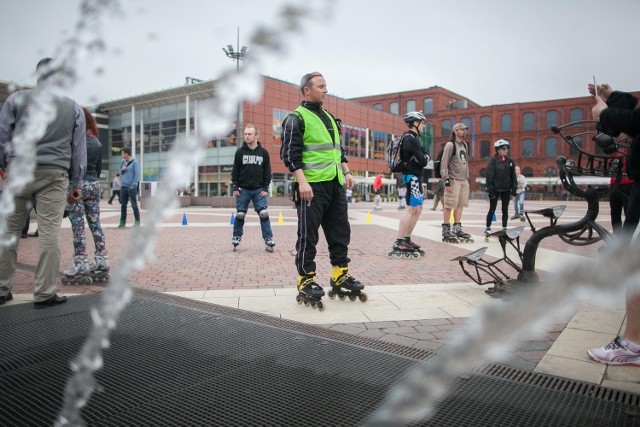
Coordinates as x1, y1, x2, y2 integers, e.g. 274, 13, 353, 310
484, 139, 516, 237
587, 82, 640, 367
392, 111, 429, 254
230, 124, 275, 251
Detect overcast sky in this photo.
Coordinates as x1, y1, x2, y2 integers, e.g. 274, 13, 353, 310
2, 0, 639, 108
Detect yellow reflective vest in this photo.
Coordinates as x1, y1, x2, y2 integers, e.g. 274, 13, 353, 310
295, 106, 344, 184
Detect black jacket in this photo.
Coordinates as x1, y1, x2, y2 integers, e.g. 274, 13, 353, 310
486, 155, 516, 194
400, 130, 428, 176
231, 142, 272, 192
600, 91, 640, 181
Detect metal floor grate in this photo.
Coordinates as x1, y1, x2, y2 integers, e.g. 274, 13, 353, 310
0, 290, 638, 426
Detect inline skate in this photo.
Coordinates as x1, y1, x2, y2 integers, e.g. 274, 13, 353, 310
265, 237, 275, 253
89, 253, 110, 283
519, 213, 526, 222
296, 275, 325, 311
328, 267, 368, 302
61, 255, 93, 285
231, 236, 241, 251
453, 222, 474, 243
441, 223, 460, 243
387, 240, 422, 259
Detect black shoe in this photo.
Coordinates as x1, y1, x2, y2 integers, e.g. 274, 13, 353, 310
20, 234, 28, 238
0, 292, 13, 305
28, 230, 38, 237
34, 294, 68, 309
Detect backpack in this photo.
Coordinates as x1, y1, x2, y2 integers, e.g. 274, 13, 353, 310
386, 133, 408, 173
434, 141, 466, 178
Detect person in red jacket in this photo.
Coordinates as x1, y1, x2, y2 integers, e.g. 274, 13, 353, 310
373, 172, 383, 211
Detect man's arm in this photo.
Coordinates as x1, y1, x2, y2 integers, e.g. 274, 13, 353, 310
440, 142, 453, 184
280, 114, 305, 172
231, 149, 241, 191
0, 94, 17, 169
262, 149, 272, 193
69, 102, 87, 192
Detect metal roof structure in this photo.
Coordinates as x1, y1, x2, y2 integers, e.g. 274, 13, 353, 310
98, 79, 217, 113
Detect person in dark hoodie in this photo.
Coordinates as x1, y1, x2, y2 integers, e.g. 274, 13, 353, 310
484, 139, 517, 237
586, 82, 640, 367
230, 124, 275, 251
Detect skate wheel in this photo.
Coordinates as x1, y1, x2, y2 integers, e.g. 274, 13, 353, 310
348, 294, 357, 302
82, 277, 93, 285
412, 252, 420, 259
358, 293, 368, 302
386, 251, 394, 257
328, 291, 336, 299
403, 252, 411, 259
304, 299, 310, 306
338, 293, 346, 301
310, 300, 317, 308
393, 252, 402, 259
296, 295, 304, 305
316, 301, 325, 312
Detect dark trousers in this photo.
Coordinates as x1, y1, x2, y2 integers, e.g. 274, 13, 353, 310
108, 189, 120, 204
294, 178, 350, 276
623, 181, 640, 235
486, 191, 511, 228
610, 183, 632, 234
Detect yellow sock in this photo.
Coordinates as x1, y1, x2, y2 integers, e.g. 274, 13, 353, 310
331, 266, 348, 282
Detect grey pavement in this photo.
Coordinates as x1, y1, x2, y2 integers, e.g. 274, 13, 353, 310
3, 197, 639, 394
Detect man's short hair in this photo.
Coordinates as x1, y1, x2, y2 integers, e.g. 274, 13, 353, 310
299, 72, 323, 94
244, 123, 260, 136
36, 57, 54, 82
121, 147, 132, 156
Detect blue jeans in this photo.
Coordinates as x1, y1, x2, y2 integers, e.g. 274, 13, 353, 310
120, 185, 140, 223
234, 189, 273, 240
513, 192, 525, 214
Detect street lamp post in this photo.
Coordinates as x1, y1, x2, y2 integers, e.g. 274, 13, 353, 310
222, 27, 248, 146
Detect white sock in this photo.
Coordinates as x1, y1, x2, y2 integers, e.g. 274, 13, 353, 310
623, 337, 640, 352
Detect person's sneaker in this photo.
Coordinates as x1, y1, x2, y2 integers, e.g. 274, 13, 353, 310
0, 292, 13, 305
118, 221, 126, 228
511, 214, 519, 220
28, 230, 38, 237
587, 336, 640, 366
34, 294, 68, 309
20, 233, 28, 238
134, 221, 140, 227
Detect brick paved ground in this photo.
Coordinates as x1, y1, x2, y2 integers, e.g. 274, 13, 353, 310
9, 198, 608, 371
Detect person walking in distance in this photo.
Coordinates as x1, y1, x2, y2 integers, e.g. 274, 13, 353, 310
441, 123, 472, 243
0, 57, 86, 308
230, 124, 275, 252
430, 178, 445, 211
512, 166, 526, 221
62, 107, 110, 284
108, 173, 121, 204
391, 111, 429, 257
280, 71, 366, 310
117, 147, 140, 228
373, 171, 383, 210
484, 139, 517, 239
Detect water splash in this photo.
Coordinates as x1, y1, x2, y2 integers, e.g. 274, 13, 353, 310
365, 237, 640, 425
54, 0, 335, 425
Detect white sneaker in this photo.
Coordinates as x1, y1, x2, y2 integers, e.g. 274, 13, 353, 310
587, 336, 640, 366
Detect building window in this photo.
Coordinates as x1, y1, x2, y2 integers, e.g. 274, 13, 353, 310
569, 108, 582, 126
461, 117, 472, 130
389, 101, 399, 115
341, 124, 367, 158
480, 140, 491, 158
373, 103, 382, 111
372, 130, 389, 159
423, 98, 433, 114
546, 110, 558, 129
480, 116, 491, 133
501, 113, 511, 131
523, 112, 534, 131
406, 99, 415, 114
522, 167, 533, 177
545, 137, 557, 157
523, 138, 534, 158
440, 119, 452, 137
